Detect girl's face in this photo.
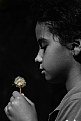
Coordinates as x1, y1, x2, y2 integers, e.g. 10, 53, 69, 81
35, 23, 72, 82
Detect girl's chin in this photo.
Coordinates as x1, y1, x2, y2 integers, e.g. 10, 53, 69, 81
41, 70, 55, 82
45, 73, 53, 81
45, 74, 56, 83
45, 73, 65, 84
44, 72, 57, 83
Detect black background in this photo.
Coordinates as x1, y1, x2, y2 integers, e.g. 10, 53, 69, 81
0, 0, 67, 121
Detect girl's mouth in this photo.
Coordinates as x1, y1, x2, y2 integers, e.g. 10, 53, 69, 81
41, 70, 46, 74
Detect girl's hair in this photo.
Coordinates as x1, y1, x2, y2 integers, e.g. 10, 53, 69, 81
36, 0, 81, 47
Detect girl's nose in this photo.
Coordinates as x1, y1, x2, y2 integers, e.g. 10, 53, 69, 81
35, 50, 43, 63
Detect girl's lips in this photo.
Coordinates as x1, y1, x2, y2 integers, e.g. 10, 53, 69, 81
39, 65, 46, 74
41, 70, 46, 74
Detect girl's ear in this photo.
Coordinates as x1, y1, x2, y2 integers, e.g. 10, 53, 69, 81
71, 39, 81, 56
67, 39, 81, 56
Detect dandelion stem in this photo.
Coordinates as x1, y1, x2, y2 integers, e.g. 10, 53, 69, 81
20, 88, 21, 93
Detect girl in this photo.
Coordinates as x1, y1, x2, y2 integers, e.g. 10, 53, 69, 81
4, 0, 81, 121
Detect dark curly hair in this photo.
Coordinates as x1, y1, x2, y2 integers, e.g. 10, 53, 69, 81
36, 0, 81, 49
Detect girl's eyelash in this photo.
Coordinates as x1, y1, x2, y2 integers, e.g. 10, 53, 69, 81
42, 45, 47, 49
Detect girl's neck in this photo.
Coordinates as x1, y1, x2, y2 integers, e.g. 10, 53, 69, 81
66, 60, 81, 92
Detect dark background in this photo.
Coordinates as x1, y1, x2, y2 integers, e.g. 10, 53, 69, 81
0, 0, 67, 121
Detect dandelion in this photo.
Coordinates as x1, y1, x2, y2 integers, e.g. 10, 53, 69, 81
14, 76, 26, 93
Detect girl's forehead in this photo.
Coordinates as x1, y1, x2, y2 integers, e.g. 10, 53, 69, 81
35, 23, 52, 39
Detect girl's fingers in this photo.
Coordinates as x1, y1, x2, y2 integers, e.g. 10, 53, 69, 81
4, 102, 11, 116
12, 91, 21, 98
10, 96, 15, 102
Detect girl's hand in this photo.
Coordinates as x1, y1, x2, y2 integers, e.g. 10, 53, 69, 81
4, 91, 38, 121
